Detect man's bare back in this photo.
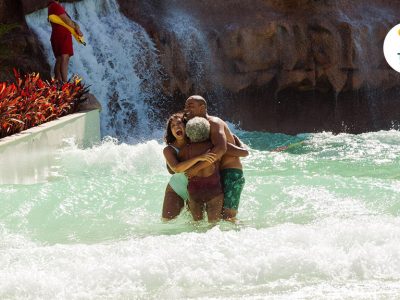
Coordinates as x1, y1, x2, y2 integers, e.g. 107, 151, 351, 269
207, 116, 242, 170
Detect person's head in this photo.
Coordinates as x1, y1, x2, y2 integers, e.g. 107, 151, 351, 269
164, 112, 186, 144
184, 95, 207, 120
185, 117, 210, 143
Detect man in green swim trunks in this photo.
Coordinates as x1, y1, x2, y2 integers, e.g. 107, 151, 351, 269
184, 95, 248, 220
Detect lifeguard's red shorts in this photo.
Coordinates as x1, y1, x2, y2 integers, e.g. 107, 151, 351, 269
51, 34, 74, 57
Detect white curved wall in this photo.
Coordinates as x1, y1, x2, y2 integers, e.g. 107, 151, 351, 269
0, 109, 100, 185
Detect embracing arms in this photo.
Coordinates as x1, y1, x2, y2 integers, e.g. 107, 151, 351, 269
183, 119, 227, 175
163, 146, 216, 174
185, 120, 251, 177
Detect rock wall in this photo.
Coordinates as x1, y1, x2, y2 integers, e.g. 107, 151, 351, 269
20, 0, 82, 15
0, 0, 50, 81
118, 0, 400, 133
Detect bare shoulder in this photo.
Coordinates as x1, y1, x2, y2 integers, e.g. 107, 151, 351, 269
163, 146, 171, 154
207, 115, 227, 127
208, 115, 234, 135
163, 145, 174, 155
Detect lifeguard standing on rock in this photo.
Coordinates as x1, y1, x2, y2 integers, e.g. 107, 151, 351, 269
47, 0, 83, 82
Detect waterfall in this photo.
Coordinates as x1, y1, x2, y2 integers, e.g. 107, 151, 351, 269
162, 9, 224, 112
163, 10, 211, 92
26, 0, 164, 142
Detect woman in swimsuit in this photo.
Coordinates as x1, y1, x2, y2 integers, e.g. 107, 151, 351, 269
162, 112, 216, 220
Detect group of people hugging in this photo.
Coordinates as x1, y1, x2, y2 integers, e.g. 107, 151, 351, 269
161, 95, 249, 222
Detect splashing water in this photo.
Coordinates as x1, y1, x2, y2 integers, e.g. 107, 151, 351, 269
14, 1, 400, 298
26, 0, 165, 141
162, 9, 225, 111
1, 130, 400, 298
163, 10, 211, 90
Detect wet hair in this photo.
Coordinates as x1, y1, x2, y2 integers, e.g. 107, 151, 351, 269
185, 117, 210, 143
164, 112, 185, 144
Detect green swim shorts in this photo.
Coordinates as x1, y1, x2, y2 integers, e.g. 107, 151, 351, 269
221, 168, 245, 210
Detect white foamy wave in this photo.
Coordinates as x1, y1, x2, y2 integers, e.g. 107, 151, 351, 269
0, 225, 37, 250
57, 137, 166, 176
1, 218, 400, 299
281, 185, 370, 218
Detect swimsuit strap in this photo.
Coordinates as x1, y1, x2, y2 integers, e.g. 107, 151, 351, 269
169, 145, 180, 154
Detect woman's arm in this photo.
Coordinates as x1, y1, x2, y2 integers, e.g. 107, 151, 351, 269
163, 146, 216, 173
186, 136, 249, 178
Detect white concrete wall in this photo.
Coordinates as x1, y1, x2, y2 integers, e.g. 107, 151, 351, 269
0, 109, 100, 185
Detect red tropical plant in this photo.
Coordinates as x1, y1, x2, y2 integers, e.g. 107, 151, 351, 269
0, 70, 89, 138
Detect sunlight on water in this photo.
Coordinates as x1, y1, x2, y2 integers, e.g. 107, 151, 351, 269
1, 130, 400, 298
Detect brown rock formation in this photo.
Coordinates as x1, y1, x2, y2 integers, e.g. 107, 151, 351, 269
21, 0, 83, 15
0, 0, 50, 81
2, 0, 400, 133
20, 0, 51, 15
118, 0, 400, 133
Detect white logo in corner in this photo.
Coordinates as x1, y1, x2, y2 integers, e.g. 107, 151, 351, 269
383, 24, 400, 73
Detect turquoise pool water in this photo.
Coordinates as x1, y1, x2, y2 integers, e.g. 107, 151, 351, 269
1, 130, 400, 299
